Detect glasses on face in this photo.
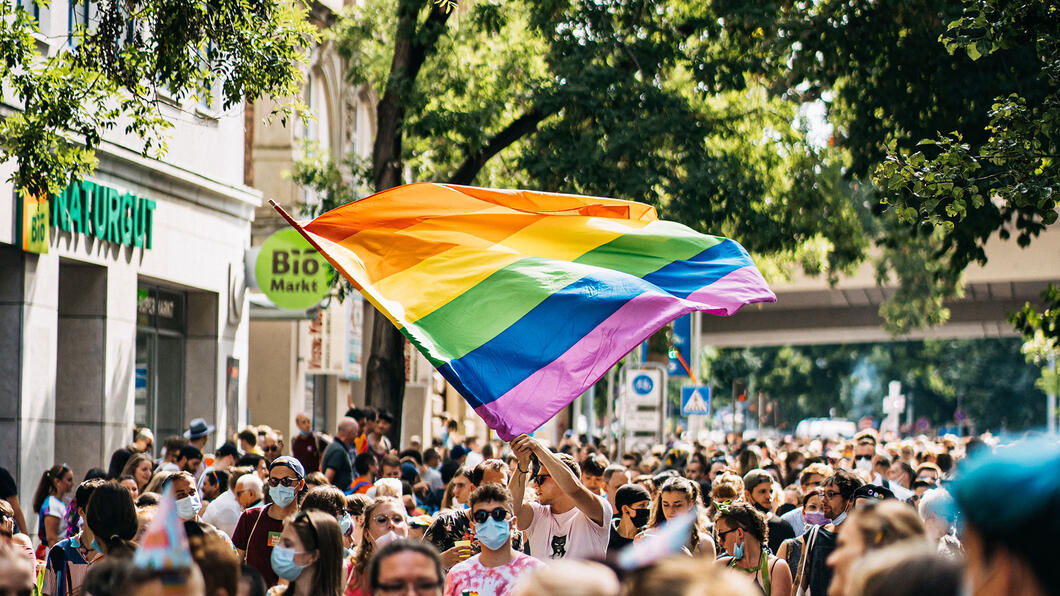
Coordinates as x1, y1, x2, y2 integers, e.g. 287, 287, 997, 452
472, 507, 510, 524
373, 514, 407, 526
822, 490, 842, 499
532, 474, 551, 485
375, 580, 443, 595
268, 476, 299, 487
715, 526, 739, 542
264, 445, 281, 453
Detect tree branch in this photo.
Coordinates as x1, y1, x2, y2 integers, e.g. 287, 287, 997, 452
448, 106, 553, 185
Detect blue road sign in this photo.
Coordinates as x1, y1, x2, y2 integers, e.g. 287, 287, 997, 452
632, 374, 654, 396
681, 386, 711, 416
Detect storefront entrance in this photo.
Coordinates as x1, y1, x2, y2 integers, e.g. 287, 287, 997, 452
136, 284, 186, 445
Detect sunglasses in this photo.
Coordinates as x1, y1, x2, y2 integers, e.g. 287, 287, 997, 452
267, 477, 300, 487
372, 514, 408, 526
264, 445, 281, 452
532, 474, 551, 485
715, 526, 740, 541
472, 507, 510, 524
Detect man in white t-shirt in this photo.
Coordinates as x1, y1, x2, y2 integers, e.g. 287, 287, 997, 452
509, 434, 612, 561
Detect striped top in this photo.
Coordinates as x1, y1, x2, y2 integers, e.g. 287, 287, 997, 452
282, 183, 776, 439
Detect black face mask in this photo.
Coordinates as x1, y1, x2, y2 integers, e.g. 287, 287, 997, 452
630, 508, 650, 529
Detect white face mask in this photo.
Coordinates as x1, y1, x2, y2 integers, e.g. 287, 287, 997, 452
373, 530, 401, 549
855, 458, 873, 474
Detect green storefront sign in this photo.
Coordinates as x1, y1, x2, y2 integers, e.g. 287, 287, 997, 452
256, 228, 330, 310
50, 180, 156, 249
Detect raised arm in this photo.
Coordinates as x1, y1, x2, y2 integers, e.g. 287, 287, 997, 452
508, 435, 536, 531
527, 437, 606, 526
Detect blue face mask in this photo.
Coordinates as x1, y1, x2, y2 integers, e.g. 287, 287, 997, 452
90, 538, 101, 553
474, 518, 511, 551
339, 513, 353, 535
271, 545, 307, 581
832, 511, 848, 526
732, 540, 745, 560
270, 485, 297, 508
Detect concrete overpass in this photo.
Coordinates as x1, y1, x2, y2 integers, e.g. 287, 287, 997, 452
703, 227, 1060, 347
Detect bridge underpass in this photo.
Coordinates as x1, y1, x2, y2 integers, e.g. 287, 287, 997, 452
703, 226, 1060, 348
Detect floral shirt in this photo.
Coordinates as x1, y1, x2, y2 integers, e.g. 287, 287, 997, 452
443, 552, 543, 596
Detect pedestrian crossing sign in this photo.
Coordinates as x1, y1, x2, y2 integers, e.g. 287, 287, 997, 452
681, 386, 711, 416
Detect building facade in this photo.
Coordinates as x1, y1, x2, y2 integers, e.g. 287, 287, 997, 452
1, 0, 255, 535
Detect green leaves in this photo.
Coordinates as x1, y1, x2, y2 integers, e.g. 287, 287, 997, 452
1, 0, 315, 199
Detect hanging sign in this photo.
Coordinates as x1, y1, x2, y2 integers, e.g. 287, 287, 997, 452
255, 228, 330, 310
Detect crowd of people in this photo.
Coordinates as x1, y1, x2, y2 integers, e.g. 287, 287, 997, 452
0, 407, 1057, 596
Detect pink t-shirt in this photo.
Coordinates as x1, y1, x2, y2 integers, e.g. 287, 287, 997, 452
526, 498, 612, 561
444, 552, 543, 596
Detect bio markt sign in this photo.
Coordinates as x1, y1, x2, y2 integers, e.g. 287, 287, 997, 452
256, 228, 330, 310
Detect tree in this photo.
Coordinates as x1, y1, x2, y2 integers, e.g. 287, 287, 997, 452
297, 0, 873, 429
0, 0, 315, 199
700, 0, 1054, 334
708, 339, 1044, 432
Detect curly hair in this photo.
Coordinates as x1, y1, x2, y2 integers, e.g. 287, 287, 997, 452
713, 501, 768, 546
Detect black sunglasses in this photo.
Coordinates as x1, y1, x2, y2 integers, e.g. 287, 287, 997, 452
267, 476, 300, 487
532, 474, 550, 485
472, 507, 510, 524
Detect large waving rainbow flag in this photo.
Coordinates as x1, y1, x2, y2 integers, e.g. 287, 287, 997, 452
276, 183, 776, 440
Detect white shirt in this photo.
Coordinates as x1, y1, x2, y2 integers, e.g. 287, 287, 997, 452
526, 497, 612, 561
464, 451, 484, 468
200, 489, 242, 538
873, 473, 914, 501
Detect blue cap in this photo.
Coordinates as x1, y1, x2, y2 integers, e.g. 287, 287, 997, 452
450, 445, 469, 461
269, 456, 305, 478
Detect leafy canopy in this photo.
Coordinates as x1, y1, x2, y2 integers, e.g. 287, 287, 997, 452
0, 0, 316, 199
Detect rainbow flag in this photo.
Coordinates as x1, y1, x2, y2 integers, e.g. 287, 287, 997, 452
277, 183, 775, 440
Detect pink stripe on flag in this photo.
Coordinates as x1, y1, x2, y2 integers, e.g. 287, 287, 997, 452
477, 291, 690, 440
477, 266, 776, 440
685, 265, 777, 315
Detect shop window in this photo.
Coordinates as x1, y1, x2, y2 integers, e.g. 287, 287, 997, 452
136, 284, 186, 443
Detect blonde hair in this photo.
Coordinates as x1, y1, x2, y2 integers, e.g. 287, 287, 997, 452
849, 501, 926, 550
513, 560, 619, 596
622, 555, 758, 596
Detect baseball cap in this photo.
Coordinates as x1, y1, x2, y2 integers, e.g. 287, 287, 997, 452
743, 468, 773, 491
269, 456, 305, 478
853, 484, 895, 502
615, 484, 651, 511
450, 445, 470, 461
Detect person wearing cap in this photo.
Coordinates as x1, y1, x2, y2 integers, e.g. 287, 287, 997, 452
609, 483, 651, 551
851, 430, 913, 501
232, 456, 306, 587
184, 418, 216, 483
184, 417, 216, 451
743, 469, 795, 555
